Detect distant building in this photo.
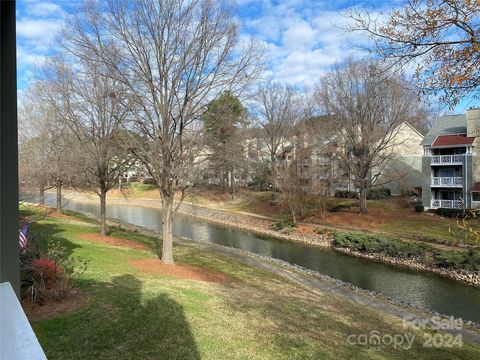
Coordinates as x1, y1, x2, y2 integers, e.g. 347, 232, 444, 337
276, 119, 424, 195
421, 109, 480, 210
376, 122, 425, 195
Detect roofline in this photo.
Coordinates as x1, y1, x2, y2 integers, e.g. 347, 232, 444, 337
430, 145, 473, 149
423, 132, 468, 146
399, 121, 424, 139
430, 133, 475, 148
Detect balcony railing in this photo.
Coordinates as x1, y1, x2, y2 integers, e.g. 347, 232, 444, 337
430, 199, 463, 209
431, 154, 463, 166
431, 177, 463, 187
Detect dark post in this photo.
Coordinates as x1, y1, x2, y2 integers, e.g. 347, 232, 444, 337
0, 0, 20, 296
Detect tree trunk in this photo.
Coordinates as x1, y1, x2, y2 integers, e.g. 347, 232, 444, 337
99, 187, 107, 236
359, 188, 367, 214
160, 194, 174, 264
220, 171, 225, 190
39, 185, 45, 206
289, 203, 296, 223
270, 154, 278, 189
230, 169, 236, 200
56, 180, 62, 213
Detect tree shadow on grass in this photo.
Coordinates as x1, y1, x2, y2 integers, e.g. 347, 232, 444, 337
33, 274, 200, 360
212, 264, 480, 359
27, 221, 81, 258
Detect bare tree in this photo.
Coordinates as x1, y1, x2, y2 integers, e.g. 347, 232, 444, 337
346, 0, 480, 106
251, 82, 298, 183
18, 85, 74, 211
63, 0, 263, 264
277, 159, 307, 223
315, 59, 425, 213
39, 51, 131, 235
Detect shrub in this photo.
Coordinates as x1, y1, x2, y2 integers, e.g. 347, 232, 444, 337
131, 182, 157, 191
21, 236, 89, 303
270, 220, 297, 232
415, 204, 424, 212
143, 177, 157, 185
366, 188, 391, 200
20, 246, 44, 303
314, 227, 331, 235
435, 208, 480, 219
463, 249, 480, 271
431, 250, 465, 270
334, 190, 358, 199
435, 208, 464, 218
334, 231, 479, 271
32, 258, 60, 289
43, 239, 89, 300
329, 203, 354, 212
431, 249, 480, 271
333, 232, 428, 260
333, 232, 384, 252
119, 181, 132, 189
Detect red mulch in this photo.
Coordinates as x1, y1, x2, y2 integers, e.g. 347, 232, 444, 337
79, 233, 149, 250
313, 209, 386, 230
130, 259, 230, 283
22, 290, 88, 321
48, 211, 74, 219
295, 224, 318, 235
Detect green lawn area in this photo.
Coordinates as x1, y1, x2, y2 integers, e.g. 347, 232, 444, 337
23, 207, 480, 359
380, 217, 477, 244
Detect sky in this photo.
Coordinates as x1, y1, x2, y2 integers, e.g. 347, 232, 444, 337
15, 0, 477, 113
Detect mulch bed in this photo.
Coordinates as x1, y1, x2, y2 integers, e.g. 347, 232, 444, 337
130, 259, 230, 283
79, 233, 150, 250
22, 290, 88, 322
48, 211, 74, 219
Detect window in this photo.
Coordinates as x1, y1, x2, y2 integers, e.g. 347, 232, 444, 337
473, 193, 480, 202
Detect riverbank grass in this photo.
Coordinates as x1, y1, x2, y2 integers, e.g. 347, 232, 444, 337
22, 206, 480, 359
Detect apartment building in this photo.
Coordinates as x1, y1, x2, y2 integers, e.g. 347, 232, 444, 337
421, 109, 480, 210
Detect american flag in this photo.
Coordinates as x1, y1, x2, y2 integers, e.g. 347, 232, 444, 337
19, 223, 29, 250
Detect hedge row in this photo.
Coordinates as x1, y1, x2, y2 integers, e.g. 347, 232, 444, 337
334, 190, 358, 199
334, 188, 391, 200
333, 231, 480, 272
435, 208, 479, 219
270, 220, 297, 231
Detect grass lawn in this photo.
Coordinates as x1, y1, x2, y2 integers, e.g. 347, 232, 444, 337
21, 206, 480, 359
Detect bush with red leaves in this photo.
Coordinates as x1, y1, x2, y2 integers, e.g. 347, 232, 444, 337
32, 258, 60, 289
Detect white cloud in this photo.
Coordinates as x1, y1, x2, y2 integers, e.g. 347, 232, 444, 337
26, 1, 64, 18
17, 18, 63, 42
17, 47, 47, 66
282, 20, 316, 50
239, 1, 385, 88
14, 0, 394, 93
16, 1, 67, 88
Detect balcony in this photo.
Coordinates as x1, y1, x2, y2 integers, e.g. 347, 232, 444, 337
430, 199, 463, 209
0, 282, 47, 359
431, 177, 463, 187
431, 154, 463, 166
